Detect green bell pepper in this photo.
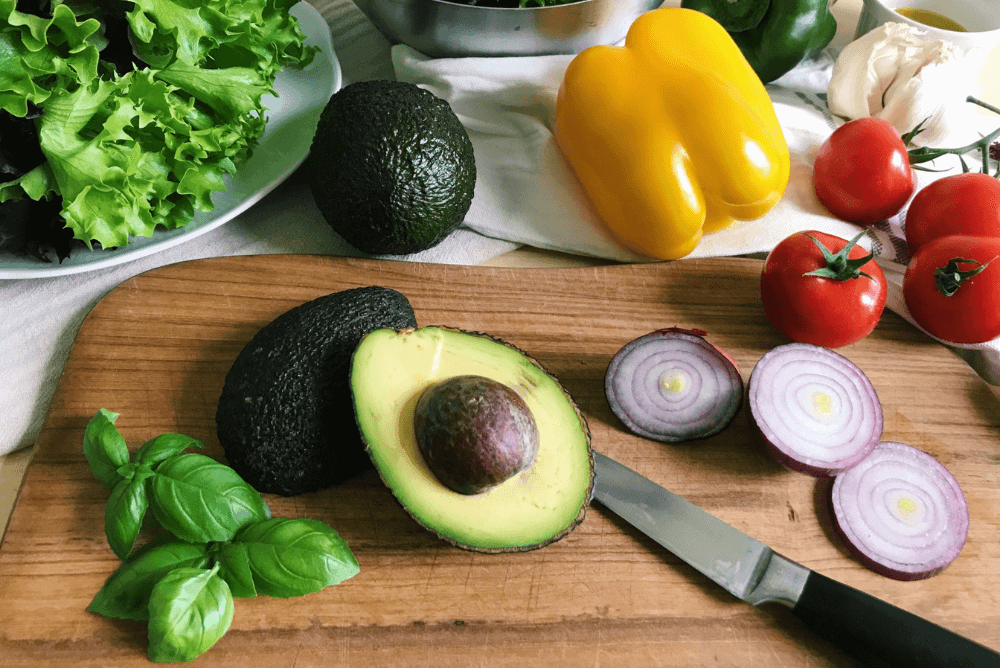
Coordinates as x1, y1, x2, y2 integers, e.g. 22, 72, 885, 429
680, 0, 837, 84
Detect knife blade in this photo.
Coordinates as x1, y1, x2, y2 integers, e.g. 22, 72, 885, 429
591, 451, 1000, 668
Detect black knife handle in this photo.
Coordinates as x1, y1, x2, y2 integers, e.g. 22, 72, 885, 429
791, 571, 1000, 668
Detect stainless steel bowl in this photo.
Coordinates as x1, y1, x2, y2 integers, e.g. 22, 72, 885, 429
351, 0, 665, 57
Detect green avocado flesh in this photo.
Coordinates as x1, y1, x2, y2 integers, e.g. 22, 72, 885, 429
351, 327, 594, 552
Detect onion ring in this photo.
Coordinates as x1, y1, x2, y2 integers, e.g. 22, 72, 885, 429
748, 343, 883, 476
605, 328, 743, 442
831, 441, 969, 580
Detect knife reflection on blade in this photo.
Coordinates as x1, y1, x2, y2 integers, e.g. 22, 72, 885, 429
591, 452, 1000, 668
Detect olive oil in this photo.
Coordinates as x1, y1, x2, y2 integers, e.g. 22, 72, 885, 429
895, 7, 967, 32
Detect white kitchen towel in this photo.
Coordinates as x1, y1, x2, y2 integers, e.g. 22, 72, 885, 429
393, 45, 870, 262
393, 43, 1000, 382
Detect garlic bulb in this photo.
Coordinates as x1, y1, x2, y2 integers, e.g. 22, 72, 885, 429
827, 22, 977, 148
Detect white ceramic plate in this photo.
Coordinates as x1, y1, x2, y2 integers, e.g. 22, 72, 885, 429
0, 2, 341, 279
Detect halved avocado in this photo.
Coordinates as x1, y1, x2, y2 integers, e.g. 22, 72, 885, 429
350, 326, 594, 553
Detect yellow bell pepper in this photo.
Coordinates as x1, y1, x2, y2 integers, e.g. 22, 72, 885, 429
554, 8, 790, 260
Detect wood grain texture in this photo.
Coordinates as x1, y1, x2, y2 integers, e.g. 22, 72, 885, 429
2, 254, 999, 667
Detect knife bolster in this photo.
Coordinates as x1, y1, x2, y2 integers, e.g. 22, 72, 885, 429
746, 552, 809, 607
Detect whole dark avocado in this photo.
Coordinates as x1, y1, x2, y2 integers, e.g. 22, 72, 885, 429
307, 80, 476, 255
216, 286, 417, 496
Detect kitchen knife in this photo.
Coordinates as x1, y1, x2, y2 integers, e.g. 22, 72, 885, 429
591, 452, 1000, 668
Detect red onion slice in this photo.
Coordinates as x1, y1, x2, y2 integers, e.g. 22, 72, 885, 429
748, 343, 882, 476
604, 328, 743, 442
831, 441, 969, 580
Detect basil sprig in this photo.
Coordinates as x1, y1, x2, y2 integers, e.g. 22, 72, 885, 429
83, 409, 360, 663
84, 409, 270, 560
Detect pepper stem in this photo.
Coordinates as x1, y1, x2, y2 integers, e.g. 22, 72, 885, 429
802, 231, 874, 281
934, 257, 995, 297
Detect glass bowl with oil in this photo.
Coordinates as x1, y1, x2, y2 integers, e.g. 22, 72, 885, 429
855, 0, 1000, 56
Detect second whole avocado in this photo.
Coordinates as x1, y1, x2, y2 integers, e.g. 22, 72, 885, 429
307, 80, 476, 256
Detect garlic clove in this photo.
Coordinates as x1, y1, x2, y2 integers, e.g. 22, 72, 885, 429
827, 22, 977, 148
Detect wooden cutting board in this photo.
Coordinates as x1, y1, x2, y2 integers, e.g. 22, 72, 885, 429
2, 254, 999, 667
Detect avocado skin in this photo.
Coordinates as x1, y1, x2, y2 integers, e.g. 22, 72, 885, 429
307, 80, 476, 255
216, 286, 417, 496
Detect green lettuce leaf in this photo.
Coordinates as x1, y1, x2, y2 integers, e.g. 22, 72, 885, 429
1, 0, 316, 251
0, 161, 57, 202
127, 0, 315, 76
0, 0, 102, 116
157, 63, 270, 124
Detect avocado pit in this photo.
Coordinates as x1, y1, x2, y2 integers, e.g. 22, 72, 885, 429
414, 375, 540, 495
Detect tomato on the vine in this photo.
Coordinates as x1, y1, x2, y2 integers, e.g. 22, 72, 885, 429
813, 118, 916, 225
761, 230, 887, 348
905, 173, 1000, 256
903, 234, 1000, 344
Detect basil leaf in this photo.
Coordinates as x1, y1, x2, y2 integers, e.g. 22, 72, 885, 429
88, 539, 209, 621
83, 408, 130, 489
135, 433, 204, 469
149, 453, 270, 544
105, 472, 152, 560
147, 564, 234, 663
213, 542, 257, 599
233, 518, 359, 598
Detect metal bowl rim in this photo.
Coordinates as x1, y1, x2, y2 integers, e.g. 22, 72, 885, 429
381, 0, 636, 12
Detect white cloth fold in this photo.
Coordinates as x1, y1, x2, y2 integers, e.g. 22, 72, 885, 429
394, 45, 868, 261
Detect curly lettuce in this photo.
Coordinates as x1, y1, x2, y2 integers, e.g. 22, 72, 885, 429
0, 1, 102, 116
0, 0, 315, 255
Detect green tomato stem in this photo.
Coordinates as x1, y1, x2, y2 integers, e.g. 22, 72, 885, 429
934, 256, 995, 297
802, 231, 875, 281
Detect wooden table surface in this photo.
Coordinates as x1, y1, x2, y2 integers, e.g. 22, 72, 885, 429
2, 254, 999, 667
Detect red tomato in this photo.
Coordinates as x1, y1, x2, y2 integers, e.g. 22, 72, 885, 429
905, 173, 1000, 256
813, 118, 916, 225
903, 234, 1000, 344
761, 230, 887, 348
